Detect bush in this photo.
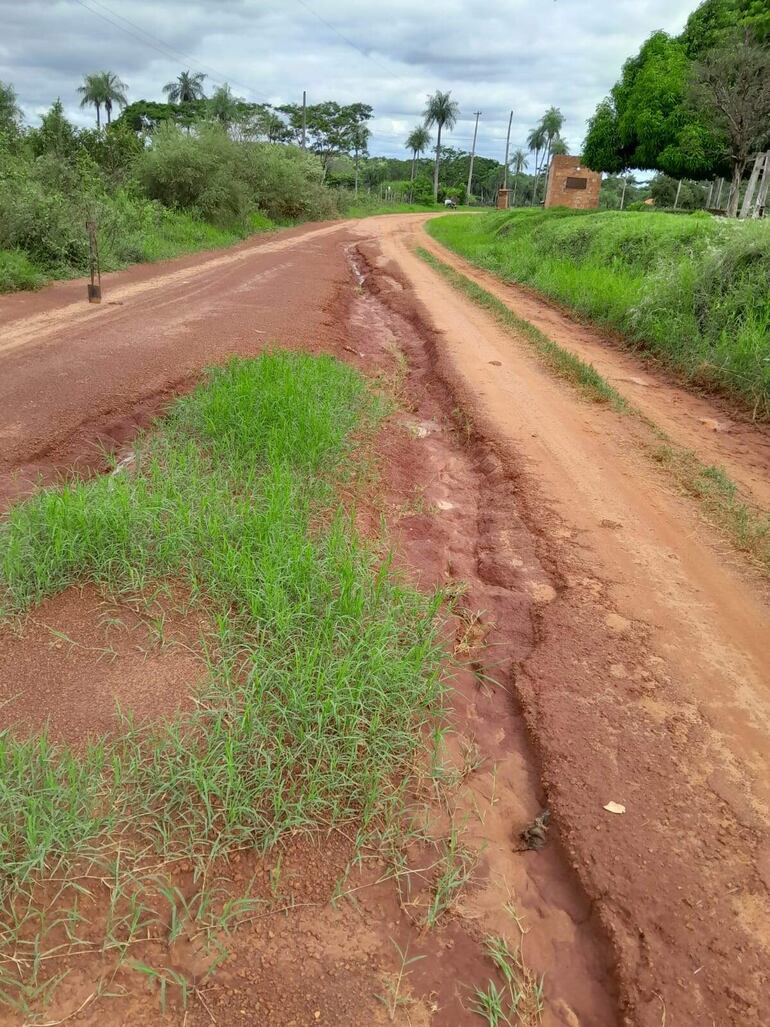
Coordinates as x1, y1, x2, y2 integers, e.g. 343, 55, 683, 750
136, 124, 338, 228
0, 249, 45, 291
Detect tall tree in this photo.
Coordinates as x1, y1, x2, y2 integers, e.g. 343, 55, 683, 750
510, 148, 528, 207
405, 125, 431, 201
163, 70, 207, 103
101, 71, 128, 125
350, 122, 370, 195
78, 72, 104, 130
77, 70, 127, 129
689, 31, 770, 215
527, 124, 547, 203
540, 106, 565, 173
423, 90, 460, 201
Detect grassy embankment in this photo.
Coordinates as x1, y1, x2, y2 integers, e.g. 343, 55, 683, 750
427, 209, 770, 420
417, 246, 770, 575
0, 351, 445, 1015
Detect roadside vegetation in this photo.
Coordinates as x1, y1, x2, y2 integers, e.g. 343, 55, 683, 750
427, 208, 770, 418
0, 351, 446, 1016
417, 246, 770, 575
0, 97, 338, 291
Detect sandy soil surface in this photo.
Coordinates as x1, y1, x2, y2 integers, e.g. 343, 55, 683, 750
0, 214, 768, 1026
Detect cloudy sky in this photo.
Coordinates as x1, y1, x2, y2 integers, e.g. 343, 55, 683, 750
2, 0, 696, 159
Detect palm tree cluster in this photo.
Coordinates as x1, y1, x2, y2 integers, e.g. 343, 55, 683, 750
404, 90, 460, 202
527, 106, 566, 203
77, 70, 128, 130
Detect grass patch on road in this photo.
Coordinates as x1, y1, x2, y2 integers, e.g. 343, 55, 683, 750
427, 209, 770, 419
0, 351, 446, 1016
416, 247, 770, 577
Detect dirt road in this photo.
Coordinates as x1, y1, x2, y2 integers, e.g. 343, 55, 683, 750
1, 214, 769, 1026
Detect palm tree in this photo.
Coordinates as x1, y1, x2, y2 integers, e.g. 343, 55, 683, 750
102, 71, 128, 125
540, 106, 565, 177
510, 148, 528, 207
163, 70, 207, 104
423, 91, 460, 202
78, 71, 127, 130
527, 124, 547, 204
405, 125, 431, 201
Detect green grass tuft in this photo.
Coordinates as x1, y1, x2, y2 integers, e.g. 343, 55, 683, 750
0, 351, 447, 1013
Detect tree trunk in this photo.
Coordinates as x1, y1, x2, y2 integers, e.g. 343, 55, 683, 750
727, 162, 744, 218
409, 152, 416, 203
433, 124, 442, 203
531, 147, 540, 203
96, 103, 101, 131
512, 177, 518, 207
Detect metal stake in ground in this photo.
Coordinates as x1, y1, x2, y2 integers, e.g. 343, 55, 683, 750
86, 220, 101, 303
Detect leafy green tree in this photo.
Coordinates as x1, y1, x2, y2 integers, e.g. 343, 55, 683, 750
405, 125, 431, 200
163, 70, 207, 103
423, 91, 459, 201
279, 101, 373, 177
78, 70, 127, 129
689, 31, 770, 215
583, 98, 625, 173
0, 81, 23, 139
210, 84, 240, 128
29, 99, 79, 158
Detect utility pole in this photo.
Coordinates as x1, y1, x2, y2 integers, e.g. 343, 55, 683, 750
466, 110, 481, 202
503, 110, 513, 189
301, 90, 307, 149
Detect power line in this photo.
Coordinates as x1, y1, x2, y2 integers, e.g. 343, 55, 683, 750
292, 0, 396, 77
71, 0, 268, 103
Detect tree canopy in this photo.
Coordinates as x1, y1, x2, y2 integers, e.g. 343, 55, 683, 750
583, 0, 768, 181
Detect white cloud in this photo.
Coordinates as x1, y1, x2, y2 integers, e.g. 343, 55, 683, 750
0, 0, 696, 157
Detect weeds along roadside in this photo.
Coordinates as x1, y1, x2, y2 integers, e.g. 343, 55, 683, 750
416, 247, 770, 578
426, 210, 770, 420
0, 351, 450, 1017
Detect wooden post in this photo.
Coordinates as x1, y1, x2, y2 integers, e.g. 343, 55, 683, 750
502, 110, 513, 190
620, 176, 628, 210
86, 220, 101, 303
739, 153, 763, 219
755, 152, 770, 217
715, 177, 724, 210
673, 179, 683, 210
466, 110, 481, 202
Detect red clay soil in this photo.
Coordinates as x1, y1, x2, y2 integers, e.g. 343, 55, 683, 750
0, 215, 769, 1026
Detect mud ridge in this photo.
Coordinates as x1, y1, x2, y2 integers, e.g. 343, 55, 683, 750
348, 241, 621, 1023
351, 238, 769, 1027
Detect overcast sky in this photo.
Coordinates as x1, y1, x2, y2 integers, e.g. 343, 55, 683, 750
2, 0, 696, 160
